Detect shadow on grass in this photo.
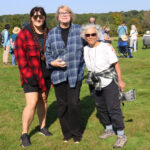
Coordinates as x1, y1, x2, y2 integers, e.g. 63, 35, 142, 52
81, 95, 95, 134
125, 119, 133, 122
95, 107, 134, 133
29, 100, 58, 137
29, 126, 39, 137
29, 96, 134, 137
29, 95, 96, 137
46, 100, 58, 128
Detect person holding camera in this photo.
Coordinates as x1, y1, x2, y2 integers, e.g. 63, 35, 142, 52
81, 23, 127, 148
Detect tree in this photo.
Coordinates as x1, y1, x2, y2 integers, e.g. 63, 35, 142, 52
111, 12, 123, 26
11, 15, 22, 28
128, 18, 143, 34
142, 11, 150, 31
0, 10, 149, 35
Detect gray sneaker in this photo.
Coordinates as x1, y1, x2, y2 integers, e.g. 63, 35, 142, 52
113, 135, 127, 148
99, 129, 115, 139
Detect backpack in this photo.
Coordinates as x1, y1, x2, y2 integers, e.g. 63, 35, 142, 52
0, 30, 5, 45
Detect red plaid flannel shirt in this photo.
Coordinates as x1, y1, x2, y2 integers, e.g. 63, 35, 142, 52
14, 27, 47, 92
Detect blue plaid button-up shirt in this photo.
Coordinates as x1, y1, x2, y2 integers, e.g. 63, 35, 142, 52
45, 23, 85, 88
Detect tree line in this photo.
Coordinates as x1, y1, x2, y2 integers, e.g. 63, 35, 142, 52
0, 10, 150, 36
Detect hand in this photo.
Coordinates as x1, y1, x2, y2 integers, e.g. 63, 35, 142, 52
50, 59, 67, 68
118, 80, 126, 92
41, 92, 47, 103
110, 37, 113, 41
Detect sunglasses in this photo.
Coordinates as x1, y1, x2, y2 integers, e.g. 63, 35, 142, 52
33, 15, 44, 20
59, 12, 70, 16
85, 33, 97, 37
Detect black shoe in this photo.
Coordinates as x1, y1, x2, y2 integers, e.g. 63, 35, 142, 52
20, 133, 31, 148
39, 127, 53, 136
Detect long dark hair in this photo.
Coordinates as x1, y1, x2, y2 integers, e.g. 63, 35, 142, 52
30, 7, 47, 29
30, 7, 49, 60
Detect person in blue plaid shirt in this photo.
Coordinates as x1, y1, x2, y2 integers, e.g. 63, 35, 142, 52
45, 5, 85, 143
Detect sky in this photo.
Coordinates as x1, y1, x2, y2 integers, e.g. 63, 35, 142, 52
0, 0, 150, 16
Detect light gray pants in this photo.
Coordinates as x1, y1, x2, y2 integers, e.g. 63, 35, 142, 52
3, 46, 10, 64
130, 38, 137, 52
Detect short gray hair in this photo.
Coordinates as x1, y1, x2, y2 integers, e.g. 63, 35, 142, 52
81, 24, 102, 39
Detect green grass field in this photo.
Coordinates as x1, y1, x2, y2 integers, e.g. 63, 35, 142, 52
0, 38, 150, 150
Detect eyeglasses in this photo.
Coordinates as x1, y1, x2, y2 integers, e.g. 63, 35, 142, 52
33, 15, 44, 20
85, 33, 97, 37
59, 12, 70, 16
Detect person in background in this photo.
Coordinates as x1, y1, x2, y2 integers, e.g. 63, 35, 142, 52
2, 24, 10, 65
14, 7, 52, 148
89, 17, 96, 24
142, 31, 150, 49
46, 5, 85, 143
130, 25, 138, 52
104, 27, 113, 44
117, 21, 128, 40
99, 26, 106, 42
88, 17, 106, 42
81, 23, 127, 148
10, 27, 21, 66
22, 22, 29, 29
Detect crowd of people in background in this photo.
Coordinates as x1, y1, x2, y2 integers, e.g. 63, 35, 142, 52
1, 24, 21, 65
0, 5, 145, 149
0, 15, 141, 66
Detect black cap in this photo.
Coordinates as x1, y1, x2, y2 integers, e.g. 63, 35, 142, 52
122, 21, 126, 24
4, 24, 10, 29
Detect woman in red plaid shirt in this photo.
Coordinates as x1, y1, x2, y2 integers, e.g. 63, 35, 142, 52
14, 7, 52, 148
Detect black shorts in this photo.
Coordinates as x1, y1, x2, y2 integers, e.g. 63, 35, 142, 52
23, 78, 51, 93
